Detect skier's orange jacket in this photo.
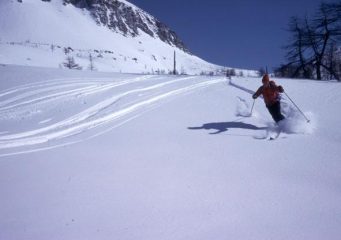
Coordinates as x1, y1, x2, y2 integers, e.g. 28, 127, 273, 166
253, 75, 284, 106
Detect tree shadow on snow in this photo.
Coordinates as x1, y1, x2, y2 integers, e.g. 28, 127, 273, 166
188, 122, 266, 135
228, 79, 255, 96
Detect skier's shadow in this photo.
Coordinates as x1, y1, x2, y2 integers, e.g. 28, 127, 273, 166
188, 121, 266, 135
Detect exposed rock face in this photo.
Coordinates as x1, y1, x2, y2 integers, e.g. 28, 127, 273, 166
63, 0, 190, 53
16, 0, 189, 52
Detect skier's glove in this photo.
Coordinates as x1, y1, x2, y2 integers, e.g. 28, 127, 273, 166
278, 86, 284, 92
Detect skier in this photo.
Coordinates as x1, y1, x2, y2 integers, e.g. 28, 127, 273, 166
252, 74, 285, 123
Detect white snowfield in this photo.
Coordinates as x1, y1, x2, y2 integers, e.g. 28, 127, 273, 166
0, 65, 341, 240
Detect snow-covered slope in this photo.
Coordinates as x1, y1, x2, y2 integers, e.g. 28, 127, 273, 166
0, 0, 256, 75
0, 65, 341, 239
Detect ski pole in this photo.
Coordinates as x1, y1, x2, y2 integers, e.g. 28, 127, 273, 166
284, 92, 310, 123
249, 99, 255, 116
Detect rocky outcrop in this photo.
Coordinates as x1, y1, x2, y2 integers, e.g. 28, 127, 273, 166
63, 0, 190, 53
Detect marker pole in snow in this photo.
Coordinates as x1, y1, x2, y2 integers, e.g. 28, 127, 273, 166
284, 92, 310, 123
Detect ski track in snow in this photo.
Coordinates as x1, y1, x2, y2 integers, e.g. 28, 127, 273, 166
0, 75, 225, 156
0, 76, 153, 111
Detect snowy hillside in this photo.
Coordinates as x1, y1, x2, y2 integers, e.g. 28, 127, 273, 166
1, 65, 341, 239
0, 0, 256, 75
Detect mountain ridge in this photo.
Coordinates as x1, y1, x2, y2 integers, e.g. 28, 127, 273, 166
19, 0, 189, 53
0, 0, 257, 76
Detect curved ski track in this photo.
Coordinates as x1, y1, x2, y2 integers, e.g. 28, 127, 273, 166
0, 75, 225, 156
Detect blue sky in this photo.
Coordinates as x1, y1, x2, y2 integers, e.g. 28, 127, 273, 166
128, 0, 336, 71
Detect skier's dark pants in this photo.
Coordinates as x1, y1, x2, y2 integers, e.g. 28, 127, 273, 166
266, 101, 285, 123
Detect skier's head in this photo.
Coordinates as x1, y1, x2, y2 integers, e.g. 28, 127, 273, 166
262, 74, 270, 85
